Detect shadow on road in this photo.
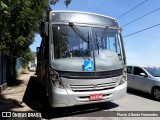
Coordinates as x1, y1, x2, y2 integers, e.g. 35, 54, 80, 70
127, 88, 156, 101
6, 77, 24, 87
0, 78, 25, 111
23, 76, 119, 119
0, 96, 20, 111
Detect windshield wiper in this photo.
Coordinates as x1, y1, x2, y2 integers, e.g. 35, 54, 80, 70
95, 26, 122, 60
69, 22, 91, 60
80, 49, 90, 61
69, 22, 89, 43
95, 33, 100, 55
95, 26, 109, 55
100, 26, 109, 41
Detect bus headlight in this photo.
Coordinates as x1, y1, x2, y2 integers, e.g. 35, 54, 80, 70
51, 71, 64, 88
119, 68, 127, 85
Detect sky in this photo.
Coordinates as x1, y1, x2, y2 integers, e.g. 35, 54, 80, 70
30, 0, 160, 67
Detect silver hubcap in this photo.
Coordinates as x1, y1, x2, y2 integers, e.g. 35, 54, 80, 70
153, 88, 160, 100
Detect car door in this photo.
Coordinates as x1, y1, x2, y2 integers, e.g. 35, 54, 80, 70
132, 67, 150, 92
127, 66, 135, 88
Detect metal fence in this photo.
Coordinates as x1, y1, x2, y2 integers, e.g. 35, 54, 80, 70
0, 50, 23, 92
0, 51, 7, 93
0, 51, 7, 86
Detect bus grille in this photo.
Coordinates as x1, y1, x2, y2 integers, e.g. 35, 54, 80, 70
57, 68, 123, 79
69, 82, 116, 92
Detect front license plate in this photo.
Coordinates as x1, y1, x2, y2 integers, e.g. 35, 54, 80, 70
89, 94, 103, 101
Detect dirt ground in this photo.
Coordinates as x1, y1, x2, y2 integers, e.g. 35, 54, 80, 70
0, 72, 35, 112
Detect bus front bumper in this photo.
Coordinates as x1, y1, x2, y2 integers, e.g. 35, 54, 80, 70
50, 81, 127, 107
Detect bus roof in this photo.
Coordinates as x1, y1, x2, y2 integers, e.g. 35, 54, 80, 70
50, 10, 119, 27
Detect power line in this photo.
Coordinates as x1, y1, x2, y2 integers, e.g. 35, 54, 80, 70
117, 0, 149, 19
123, 24, 160, 38
121, 7, 160, 27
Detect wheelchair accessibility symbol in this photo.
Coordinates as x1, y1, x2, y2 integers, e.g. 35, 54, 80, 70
84, 60, 94, 71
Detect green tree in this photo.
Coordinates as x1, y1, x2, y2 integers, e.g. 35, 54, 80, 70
0, 0, 48, 85
0, 0, 48, 56
50, 0, 71, 7
20, 48, 35, 69
0, 1, 10, 49
0, 0, 71, 55
0, 0, 71, 85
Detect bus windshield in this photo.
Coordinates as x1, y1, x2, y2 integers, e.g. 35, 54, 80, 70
52, 24, 123, 71
53, 25, 91, 59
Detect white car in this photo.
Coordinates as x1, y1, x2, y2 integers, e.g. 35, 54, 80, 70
127, 66, 160, 101
29, 64, 36, 71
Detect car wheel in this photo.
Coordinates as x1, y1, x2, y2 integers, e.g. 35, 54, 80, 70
152, 87, 160, 101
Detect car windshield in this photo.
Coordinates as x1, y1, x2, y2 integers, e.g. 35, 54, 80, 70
145, 68, 160, 77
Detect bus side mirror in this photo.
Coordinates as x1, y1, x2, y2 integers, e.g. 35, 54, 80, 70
40, 22, 48, 37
